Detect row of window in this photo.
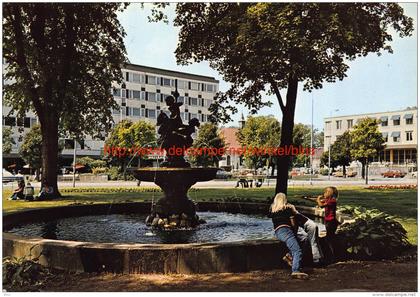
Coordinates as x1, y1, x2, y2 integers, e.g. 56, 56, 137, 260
335, 114, 414, 130
382, 131, 414, 142
123, 71, 217, 93
113, 89, 212, 107
375, 149, 417, 165
3, 116, 37, 128
113, 107, 210, 123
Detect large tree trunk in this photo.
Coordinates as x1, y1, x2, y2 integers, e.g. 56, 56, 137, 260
275, 78, 298, 196
40, 115, 61, 196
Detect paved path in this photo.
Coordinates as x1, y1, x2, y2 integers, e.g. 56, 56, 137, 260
4, 175, 416, 191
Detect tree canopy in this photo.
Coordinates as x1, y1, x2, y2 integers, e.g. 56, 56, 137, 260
3, 3, 128, 194
171, 3, 413, 194
2, 127, 15, 154
237, 116, 281, 169
321, 131, 352, 175
105, 119, 157, 170
189, 123, 225, 168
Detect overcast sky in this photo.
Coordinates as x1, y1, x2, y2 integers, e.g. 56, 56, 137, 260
118, 3, 417, 130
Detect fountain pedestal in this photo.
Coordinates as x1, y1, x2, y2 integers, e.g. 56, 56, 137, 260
132, 167, 218, 228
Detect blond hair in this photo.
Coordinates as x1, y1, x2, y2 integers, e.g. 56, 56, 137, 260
270, 192, 290, 213
324, 187, 338, 199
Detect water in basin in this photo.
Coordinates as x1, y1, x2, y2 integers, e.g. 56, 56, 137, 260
6, 212, 325, 244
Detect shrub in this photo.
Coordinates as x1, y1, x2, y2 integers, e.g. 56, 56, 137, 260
319, 168, 329, 175
92, 167, 107, 175
3, 248, 51, 291
106, 166, 120, 180
337, 206, 410, 260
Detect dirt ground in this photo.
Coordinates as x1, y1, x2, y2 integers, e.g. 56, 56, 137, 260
20, 259, 415, 292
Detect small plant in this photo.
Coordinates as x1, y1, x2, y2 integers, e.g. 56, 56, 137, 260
337, 206, 410, 260
3, 246, 51, 291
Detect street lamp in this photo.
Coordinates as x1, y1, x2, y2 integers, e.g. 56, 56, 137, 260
328, 109, 339, 181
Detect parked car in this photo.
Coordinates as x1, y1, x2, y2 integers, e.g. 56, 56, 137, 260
332, 171, 357, 178
215, 169, 232, 179
2, 169, 24, 183
382, 170, 406, 178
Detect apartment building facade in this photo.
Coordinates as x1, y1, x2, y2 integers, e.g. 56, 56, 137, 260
324, 107, 417, 166
3, 63, 219, 162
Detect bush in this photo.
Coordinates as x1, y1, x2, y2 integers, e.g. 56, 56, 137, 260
92, 167, 107, 175
3, 251, 51, 291
106, 166, 120, 180
337, 206, 410, 260
319, 168, 329, 175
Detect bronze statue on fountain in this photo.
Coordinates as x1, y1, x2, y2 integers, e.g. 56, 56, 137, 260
131, 80, 218, 229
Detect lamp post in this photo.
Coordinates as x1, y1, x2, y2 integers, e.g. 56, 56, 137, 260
328, 109, 339, 180
310, 94, 314, 186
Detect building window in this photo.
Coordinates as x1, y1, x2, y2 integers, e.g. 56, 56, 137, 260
189, 82, 200, 90
336, 120, 342, 130
391, 131, 401, 142
406, 131, 413, 141
146, 92, 156, 102
132, 73, 142, 84
391, 115, 400, 125
132, 90, 141, 100
133, 108, 140, 117
347, 119, 353, 129
146, 75, 157, 85
190, 97, 198, 106
112, 108, 120, 115
177, 96, 184, 104
113, 88, 121, 97
178, 80, 187, 90
30, 118, 37, 127
4, 116, 16, 127
380, 116, 388, 126
382, 133, 388, 142
161, 78, 172, 87
149, 109, 156, 118
404, 114, 414, 125
24, 117, 31, 128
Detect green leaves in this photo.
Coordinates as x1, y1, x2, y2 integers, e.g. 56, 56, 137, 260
350, 118, 385, 160
337, 205, 410, 260
2, 127, 15, 154
172, 3, 413, 123
190, 123, 225, 168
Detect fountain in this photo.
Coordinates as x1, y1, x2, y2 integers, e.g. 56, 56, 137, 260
131, 84, 217, 229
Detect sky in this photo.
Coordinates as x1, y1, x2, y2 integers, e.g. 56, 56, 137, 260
117, 3, 418, 131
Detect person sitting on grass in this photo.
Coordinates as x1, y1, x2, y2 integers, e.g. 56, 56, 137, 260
9, 180, 25, 200
268, 192, 309, 280
35, 181, 54, 201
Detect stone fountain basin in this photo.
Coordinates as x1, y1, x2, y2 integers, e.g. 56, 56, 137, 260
3, 202, 351, 274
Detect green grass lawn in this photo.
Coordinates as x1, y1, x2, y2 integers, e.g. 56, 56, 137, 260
2, 186, 417, 244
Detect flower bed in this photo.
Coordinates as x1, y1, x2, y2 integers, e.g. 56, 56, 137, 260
365, 184, 417, 190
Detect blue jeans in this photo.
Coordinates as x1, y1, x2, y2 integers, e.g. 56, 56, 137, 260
275, 227, 303, 273
296, 220, 324, 263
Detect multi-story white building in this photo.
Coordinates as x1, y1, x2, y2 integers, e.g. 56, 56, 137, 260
3, 63, 219, 164
324, 107, 417, 165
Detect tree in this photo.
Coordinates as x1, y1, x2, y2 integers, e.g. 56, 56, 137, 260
237, 116, 281, 170
189, 123, 225, 167
172, 3, 413, 195
3, 127, 15, 154
350, 118, 385, 184
314, 131, 324, 148
105, 119, 156, 176
3, 3, 127, 196
19, 124, 63, 181
321, 131, 352, 176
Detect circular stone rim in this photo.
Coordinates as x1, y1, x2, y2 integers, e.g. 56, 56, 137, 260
3, 202, 352, 274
